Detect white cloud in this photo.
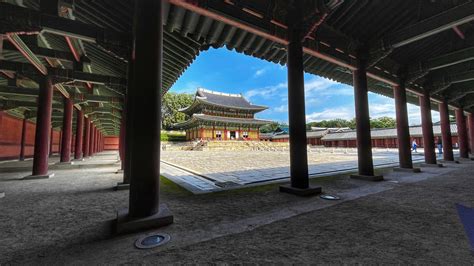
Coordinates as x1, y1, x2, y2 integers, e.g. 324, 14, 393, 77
254, 68, 266, 77
304, 76, 347, 97
306, 106, 355, 121
274, 105, 288, 113
245, 82, 287, 99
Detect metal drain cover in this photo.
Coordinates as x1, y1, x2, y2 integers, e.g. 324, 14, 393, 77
320, 194, 340, 200
134, 233, 171, 249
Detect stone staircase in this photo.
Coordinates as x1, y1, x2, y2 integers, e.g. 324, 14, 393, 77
162, 140, 291, 151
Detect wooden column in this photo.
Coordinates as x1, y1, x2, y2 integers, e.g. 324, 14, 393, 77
419, 90, 437, 164
439, 100, 454, 161
19, 116, 28, 161
117, 0, 173, 233
49, 127, 54, 157
83, 118, 91, 157
60, 97, 73, 163
27, 77, 53, 178
30, 76, 54, 178
280, 1, 321, 196
468, 113, 474, 154
89, 124, 95, 156
456, 108, 469, 158
74, 110, 84, 160
393, 80, 417, 171
351, 49, 382, 181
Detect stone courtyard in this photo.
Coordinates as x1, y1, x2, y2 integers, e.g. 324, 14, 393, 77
160, 148, 434, 193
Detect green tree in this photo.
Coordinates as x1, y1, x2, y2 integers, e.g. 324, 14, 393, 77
370, 116, 396, 129
306, 116, 395, 130
259, 122, 281, 133
161, 92, 193, 130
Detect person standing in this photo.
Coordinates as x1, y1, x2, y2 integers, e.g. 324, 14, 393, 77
412, 139, 418, 153
436, 136, 443, 154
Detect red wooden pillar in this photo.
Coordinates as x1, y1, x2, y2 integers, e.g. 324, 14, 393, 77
121, 0, 173, 232
119, 113, 125, 167
83, 118, 91, 157
351, 49, 382, 181
393, 82, 415, 170
456, 108, 469, 158
58, 130, 62, 155
94, 128, 98, 154
279, 1, 321, 196
122, 59, 134, 186
468, 113, 474, 154
97, 131, 101, 153
92, 128, 96, 154
19, 116, 28, 161
60, 97, 73, 163
30, 76, 54, 178
49, 127, 54, 156
439, 101, 454, 161
419, 90, 437, 164
71, 134, 75, 154
75, 110, 84, 160
89, 124, 95, 156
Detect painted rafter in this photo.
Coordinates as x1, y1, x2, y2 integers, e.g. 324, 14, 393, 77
370, 1, 474, 66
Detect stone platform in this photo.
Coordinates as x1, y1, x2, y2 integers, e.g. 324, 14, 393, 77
160, 148, 437, 193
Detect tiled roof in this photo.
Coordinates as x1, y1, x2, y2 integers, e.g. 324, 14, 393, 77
272, 129, 329, 139
180, 88, 268, 114
196, 89, 267, 110
321, 124, 459, 141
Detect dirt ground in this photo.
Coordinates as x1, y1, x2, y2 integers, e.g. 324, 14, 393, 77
0, 152, 473, 264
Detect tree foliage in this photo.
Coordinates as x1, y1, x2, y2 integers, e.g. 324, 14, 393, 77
161, 92, 194, 130
260, 122, 285, 133
306, 118, 355, 129
370, 116, 396, 129
306, 116, 396, 130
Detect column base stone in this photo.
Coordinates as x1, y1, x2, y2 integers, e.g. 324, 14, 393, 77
23, 173, 54, 180
350, 174, 384, 181
279, 184, 322, 196
458, 157, 474, 161
115, 169, 124, 174
393, 167, 421, 173
114, 182, 130, 191
115, 204, 173, 234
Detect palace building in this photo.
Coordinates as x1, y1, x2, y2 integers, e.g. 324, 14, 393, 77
175, 88, 272, 141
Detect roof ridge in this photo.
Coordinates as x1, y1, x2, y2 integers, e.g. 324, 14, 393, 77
197, 87, 242, 98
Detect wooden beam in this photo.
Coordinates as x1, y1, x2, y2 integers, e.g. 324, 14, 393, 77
0, 60, 126, 86
0, 3, 130, 44
384, 2, 474, 49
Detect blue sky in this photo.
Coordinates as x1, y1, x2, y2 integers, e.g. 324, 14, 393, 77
170, 48, 440, 125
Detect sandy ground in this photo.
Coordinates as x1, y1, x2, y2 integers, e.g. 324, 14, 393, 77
0, 152, 473, 264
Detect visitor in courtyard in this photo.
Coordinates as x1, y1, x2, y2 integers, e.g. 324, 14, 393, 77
437, 137, 443, 154
412, 139, 418, 153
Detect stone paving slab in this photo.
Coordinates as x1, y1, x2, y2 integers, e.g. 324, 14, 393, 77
160, 149, 453, 193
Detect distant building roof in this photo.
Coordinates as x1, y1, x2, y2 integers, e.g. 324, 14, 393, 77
180, 88, 268, 114
321, 124, 458, 141
270, 127, 350, 140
